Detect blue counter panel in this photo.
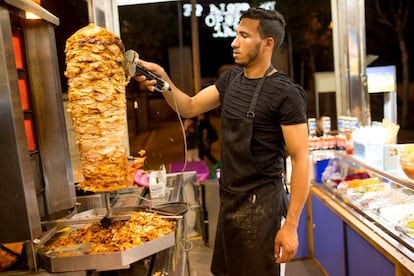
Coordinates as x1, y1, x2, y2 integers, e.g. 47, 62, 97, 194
346, 225, 394, 276
296, 201, 308, 259
312, 195, 346, 276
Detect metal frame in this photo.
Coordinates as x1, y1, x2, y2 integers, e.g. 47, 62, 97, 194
5, 0, 59, 25
0, 1, 74, 271
0, 4, 42, 244
24, 20, 76, 215
331, 0, 371, 126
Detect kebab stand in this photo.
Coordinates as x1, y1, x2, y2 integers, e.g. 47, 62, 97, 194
0, 1, 190, 275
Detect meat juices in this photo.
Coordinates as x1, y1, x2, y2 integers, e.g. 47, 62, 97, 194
65, 24, 129, 192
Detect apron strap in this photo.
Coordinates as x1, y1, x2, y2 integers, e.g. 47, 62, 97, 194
246, 65, 274, 119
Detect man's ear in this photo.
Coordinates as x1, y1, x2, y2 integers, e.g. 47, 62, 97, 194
265, 37, 275, 49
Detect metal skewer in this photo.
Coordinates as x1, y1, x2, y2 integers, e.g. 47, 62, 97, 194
104, 192, 112, 216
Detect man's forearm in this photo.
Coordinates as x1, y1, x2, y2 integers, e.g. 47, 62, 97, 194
284, 160, 310, 229
162, 85, 194, 117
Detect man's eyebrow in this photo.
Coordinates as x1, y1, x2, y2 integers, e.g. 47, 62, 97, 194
238, 30, 250, 36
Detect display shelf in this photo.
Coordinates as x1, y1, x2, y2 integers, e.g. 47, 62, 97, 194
310, 187, 414, 276
328, 152, 414, 253
309, 151, 414, 276
335, 151, 414, 190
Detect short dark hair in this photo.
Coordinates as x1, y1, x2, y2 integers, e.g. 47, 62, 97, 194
240, 7, 286, 48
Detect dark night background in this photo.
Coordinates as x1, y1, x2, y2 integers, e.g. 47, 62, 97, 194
41, 0, 413, 79
41, 0, 413, 128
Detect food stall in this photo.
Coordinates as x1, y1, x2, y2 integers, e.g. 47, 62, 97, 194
0, 1, 189, 275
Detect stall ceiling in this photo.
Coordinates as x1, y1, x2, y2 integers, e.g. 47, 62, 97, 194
117, 0, 177, 6
5, 0, 59, 25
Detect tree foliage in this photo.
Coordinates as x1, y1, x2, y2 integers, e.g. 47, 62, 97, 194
369, 0, 411, 127
276, 0, 332, 116
280, 2, 331, 56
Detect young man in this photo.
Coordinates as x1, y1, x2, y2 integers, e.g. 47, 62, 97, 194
135, 7, 310, 276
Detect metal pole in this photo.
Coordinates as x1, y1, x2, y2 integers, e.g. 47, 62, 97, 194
87, 0, 94, 24
331, 0, 370, 126
177, 1, 185, 88
190, 0, 201, 94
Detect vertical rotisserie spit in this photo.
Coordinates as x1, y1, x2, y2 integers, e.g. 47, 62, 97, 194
65, 24, 129, 192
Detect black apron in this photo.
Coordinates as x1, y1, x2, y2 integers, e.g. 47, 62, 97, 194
211, 67, 288, 276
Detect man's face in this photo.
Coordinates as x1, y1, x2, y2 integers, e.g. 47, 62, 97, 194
231, 18, 263, 67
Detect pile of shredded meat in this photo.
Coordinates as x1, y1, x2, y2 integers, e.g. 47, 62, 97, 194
45, 212, 175, 255
65, 24, 129, 192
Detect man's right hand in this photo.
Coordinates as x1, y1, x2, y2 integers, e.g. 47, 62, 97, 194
132, 60, 167, 92
134, 74, 157, 92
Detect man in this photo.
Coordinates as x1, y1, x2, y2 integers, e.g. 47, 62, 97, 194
135, 7, 309, 276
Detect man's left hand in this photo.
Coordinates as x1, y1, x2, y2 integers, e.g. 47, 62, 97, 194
274, 224, 298, 263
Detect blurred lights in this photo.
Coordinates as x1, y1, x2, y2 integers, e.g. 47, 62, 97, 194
25, 11, 41, 19
26, 0, 41, 19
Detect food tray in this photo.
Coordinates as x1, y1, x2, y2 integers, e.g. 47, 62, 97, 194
345, 185, 413, 209
38, 207, 176, 272
331, 178, 414, 250
38, 233, 174, 272
395, 214, 414, 238
378, 204, 414, 225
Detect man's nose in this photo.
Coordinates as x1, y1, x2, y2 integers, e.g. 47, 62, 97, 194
231, 37, 238, 48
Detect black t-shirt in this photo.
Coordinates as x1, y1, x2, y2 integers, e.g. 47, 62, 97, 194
215, 66, 307, 176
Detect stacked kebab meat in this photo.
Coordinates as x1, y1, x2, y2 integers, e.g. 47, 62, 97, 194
65, 24, 129, 192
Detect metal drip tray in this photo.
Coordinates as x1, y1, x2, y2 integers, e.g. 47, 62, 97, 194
37, 208, 176, 272
38, 233, 174, 272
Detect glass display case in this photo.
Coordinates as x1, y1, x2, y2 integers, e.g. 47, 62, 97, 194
309, 151, 414, 276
